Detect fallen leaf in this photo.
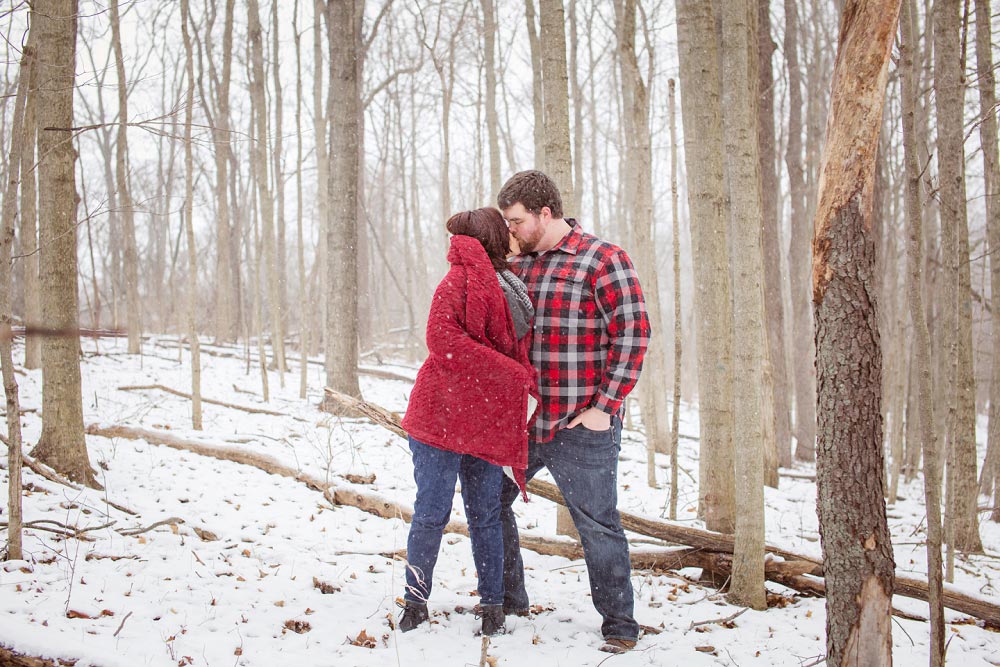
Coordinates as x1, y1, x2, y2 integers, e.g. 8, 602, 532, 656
349, 629, 376, 648
284, 619, 311, 634
193, 528, 218, 542
66, 610, 93, 619
695, 646, 716, 653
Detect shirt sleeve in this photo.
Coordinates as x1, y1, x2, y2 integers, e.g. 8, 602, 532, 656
592, 248, 651, 413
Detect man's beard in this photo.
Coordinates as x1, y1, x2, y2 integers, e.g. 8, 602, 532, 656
516, 226, 544, 253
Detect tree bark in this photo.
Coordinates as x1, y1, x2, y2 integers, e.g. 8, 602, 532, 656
248, 0, 286, 379
617, 0, 668, 485
538, 0, 575, 214
669, 78, 682, 520
30, 0, 100, 489
676, 0, 736, 533
313, 0, 329, 358
1, 37, 33, 562
784, 0, 817, 462
20, 28, 40, 371
321, 0, 363, 409
901, 0, 945, 661
211, 0, 237, 344
180, 0, 202, 430
758, 0, 791, 470
294, 0, 309, 400
974, 0, 1000, 522
481, 0, 502, 198
810, 2, 900, 664
109, 0, 141, 355
720, 0, 768, 611
935, 0, 983, 553
525, 0, 544, 167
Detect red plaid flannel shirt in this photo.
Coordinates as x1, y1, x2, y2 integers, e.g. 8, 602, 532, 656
511, 220, 651, 444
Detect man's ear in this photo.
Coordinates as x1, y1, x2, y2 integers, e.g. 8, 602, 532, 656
539, 206, 552, 222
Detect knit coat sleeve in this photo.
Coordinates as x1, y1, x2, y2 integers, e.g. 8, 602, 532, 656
426, 268, 531, 385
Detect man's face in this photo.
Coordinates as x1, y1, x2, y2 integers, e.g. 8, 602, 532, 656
502, 203, 546, 254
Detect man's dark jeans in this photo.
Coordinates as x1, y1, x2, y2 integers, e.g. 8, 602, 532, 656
405, 436, 505, 606
500, 417, 639, 641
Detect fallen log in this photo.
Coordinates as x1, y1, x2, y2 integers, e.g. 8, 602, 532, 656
117, 384, 289, 417
322, 390, 1000, 627
0, 644, 77, 666
83, 422, 1000, 626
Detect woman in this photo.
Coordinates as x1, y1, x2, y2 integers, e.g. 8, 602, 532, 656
399, 207, 537, 637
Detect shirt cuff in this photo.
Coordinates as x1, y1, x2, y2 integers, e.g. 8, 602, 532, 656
593, 391, 622, 414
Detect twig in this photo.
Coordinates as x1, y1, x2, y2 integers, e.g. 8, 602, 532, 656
685, 607, 748, 633
118, 517, 185, 536
478, 635, 490, 667
801, 655, 826, 667
118, 384, 289, 417
113, 611, 133, 638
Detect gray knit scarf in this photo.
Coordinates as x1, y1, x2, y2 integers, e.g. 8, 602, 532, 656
497, 270, 534, 340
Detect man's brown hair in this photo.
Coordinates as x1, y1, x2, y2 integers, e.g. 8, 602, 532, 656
496, 169, 564, 219
446, 207, 511, 271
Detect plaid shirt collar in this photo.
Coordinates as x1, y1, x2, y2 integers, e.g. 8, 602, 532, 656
525, 218, 583, 257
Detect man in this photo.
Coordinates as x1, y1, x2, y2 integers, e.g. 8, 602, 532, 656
497, 170, 650, 654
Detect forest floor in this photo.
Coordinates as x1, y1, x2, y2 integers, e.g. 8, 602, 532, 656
1, 336, 998, 666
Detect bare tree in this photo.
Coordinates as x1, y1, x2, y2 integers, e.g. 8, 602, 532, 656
481, 0, 501, 198
668, 77, 682, 520
1, 33, 33, 562
525, 0, 544, 166
811, 1, 900, 663
180, 0, 202, 430
19, 27, 40, 370
758, 0, 791, 469
676, 0, 736, 533
538, 0, 575, 214
248, 0, 286, 379
784, 0, 816, 462
974, 0, 1000, 521
109, 0, 141, 354
901, 1, 945, 661
321, 0, 363, 409
935, 0, 983, 555
721, 0, 768, 610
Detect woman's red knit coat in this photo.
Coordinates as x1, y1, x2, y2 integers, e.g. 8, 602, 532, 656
401, 235, 537, 493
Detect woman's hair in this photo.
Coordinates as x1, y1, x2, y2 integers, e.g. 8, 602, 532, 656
446, 207, 511, 271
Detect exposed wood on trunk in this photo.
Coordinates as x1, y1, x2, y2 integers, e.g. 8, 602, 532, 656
810, 1, 900, 663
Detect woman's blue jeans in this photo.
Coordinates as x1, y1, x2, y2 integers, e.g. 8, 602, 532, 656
405, 436, 505, 606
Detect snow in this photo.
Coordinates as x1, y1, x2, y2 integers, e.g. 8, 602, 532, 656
1, 337, 998, 666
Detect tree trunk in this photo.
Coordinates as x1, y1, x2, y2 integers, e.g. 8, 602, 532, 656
109, 0, 141, 355
668, 78, 682, 520
719, 0, 768, 610
811, 2, 900, 664
313, 0, 329, 359
248, 0, 286, 379
935, 0, 983, 554
321, 0, 363, 408
973, 0, 1000, 519
569, 0, 583, 217
294, 0, 308, 400
20, 28, 40, 370
901, 0, 945, 661
1, 37, 33, 562
538, 0, 575, 214
976, 0, 1000, 521
784, 0, 816, 462
676, 0, 736, 533
758, 0, 791, 469
525, 0, 544, 167
481, 0, 501, 198
271, 0, 288, 383
30, 0, 100, 489
180, 0, 202, 430
616, 0, 667, 487
212, 0, 237, 344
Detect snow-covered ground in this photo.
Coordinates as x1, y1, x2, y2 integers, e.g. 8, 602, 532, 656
1, 337, 998, 666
